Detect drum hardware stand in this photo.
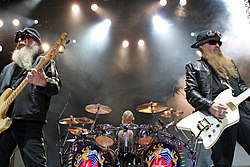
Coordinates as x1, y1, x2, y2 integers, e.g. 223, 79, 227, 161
58, 131, 70, 167
57, 93, 71, 167
177, 128, 201, 167
90, 103, 101, 134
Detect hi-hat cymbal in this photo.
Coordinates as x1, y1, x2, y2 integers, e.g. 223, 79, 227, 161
59, 115, 94, 124
136, 102, 168, 113
68, 126, 89, 136
59, 115, 79, 124
161, 108, 184, 118
85, 104, 112, 114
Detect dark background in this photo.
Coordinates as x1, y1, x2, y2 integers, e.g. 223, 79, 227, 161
0, 0, 250, 166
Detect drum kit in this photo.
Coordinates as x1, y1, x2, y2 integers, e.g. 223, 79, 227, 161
58, 102, 198, 167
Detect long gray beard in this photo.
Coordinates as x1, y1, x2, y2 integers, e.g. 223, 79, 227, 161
12, 42, 40, 70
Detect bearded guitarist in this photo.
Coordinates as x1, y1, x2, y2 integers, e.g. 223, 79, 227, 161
0, 27, 62, 167
184, 30, 250, 167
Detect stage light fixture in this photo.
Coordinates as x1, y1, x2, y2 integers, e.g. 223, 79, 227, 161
0, 19, 3, 27
34, 19, 39, 24
91, 4, 98, 11
159, 0, 167, 6
122, 40, 129, 48
72, 3, 80, 14
12, 19, 20, 26
179, 0, 187, 6
138, 39, 145, 47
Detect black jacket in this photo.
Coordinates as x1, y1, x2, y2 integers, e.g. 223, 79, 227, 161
185, 58, 250, 114
0, 56, 62, 123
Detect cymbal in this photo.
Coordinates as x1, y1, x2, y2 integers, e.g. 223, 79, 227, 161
59, 115, 94, 124
136, 102, 168, 113
68, 126, 89, 136
75, 117, 94, 124
59, 115, 79, 124
161, 108, 184, 118
85, 104, 112, 114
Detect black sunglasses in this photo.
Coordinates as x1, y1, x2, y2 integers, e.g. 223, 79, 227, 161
14, 32, 32, 43
207, 40, 222, 46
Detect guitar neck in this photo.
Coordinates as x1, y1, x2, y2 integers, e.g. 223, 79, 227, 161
232, 88, 250, 106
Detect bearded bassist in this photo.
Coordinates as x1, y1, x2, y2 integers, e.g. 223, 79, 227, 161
0, 27, 62, 167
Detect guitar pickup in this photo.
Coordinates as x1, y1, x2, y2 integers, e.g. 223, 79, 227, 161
226, 102, 236, 111
197, 118, 211, 131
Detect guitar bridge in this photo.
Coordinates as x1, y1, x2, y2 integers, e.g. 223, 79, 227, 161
197, 118, 211, 131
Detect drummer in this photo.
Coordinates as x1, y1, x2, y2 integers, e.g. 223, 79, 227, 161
118, 110, 135, 140
117, 110, 137, 166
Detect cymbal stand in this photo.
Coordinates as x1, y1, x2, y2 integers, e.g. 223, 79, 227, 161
90, 103, 100, 134
175, 128, 200, 167
57, 93, 71, 167
149, 101, 158, 128
60, 132, 70, 166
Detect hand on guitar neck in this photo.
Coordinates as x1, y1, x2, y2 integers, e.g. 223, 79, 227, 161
209, 102, 228, 119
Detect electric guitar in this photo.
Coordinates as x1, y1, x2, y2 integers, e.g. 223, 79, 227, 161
176, 88, 250, 149
0, 32, 68, 134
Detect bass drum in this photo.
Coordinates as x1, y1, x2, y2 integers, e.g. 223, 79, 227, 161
143, 141, 181, 167
64, 139, 115, 167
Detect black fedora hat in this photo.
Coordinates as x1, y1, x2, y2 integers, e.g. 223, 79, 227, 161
191, 30, 222, 48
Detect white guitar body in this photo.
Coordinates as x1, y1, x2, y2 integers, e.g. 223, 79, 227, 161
176, 88, 250, 149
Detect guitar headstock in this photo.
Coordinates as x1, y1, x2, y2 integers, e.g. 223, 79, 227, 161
45, 32, 68, 61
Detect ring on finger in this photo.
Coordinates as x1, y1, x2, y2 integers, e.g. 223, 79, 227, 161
219, 110, 225, 115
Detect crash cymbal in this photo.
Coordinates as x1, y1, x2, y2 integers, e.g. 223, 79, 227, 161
59, 115, 79, 124
85, 103, 112, 114
75, 117, 94, 124
68, 126, 89, 136
136, 102, 168, 113
161, 108, 184, 118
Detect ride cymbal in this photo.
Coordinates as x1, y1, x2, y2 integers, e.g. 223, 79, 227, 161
161, 108, 184, 118
85, 103, 112, 114
136, 102, 168, 113
68, 126, 89, 136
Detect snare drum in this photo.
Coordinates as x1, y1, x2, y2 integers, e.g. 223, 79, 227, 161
143, 141, 181, 167
137, 124, 153, 145
64, 139, 115, 167
95, 124, 115, 147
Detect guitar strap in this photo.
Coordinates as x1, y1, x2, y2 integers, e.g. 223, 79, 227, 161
219, 77, 234, 92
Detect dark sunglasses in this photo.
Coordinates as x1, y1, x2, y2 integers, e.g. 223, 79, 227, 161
207, 40, 222, 46
14, 32, 32, 43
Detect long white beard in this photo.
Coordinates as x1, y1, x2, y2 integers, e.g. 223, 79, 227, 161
12, 42, 40, 70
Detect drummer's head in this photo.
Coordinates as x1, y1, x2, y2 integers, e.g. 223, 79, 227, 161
122, 110, 135, 124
